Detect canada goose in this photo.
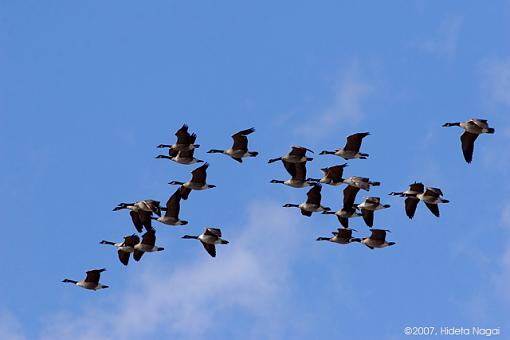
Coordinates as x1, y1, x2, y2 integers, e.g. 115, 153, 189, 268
322, 206, 362, 228
133, 229, 164, 261
169, 163, 216, 200
389, 182, 424, 219
342, 186, 361, 213
338, 176, 380, 227
156, 189, 188, 225
156, 148, 204, 165
268, 146, 313, 164
316, 228, 361, 244
320, 132, 370, 159
62, 268, 109, 290
114, 200, 161, 215
342, 176, 380, 191
442, 119, 495, 163
416, 187, 449, 217
361, 229, 395, 249
100, 234, 140, 266
283, 184, 331, 216
113, 200, 161, 233
321, 179, 363, 228
270, 160, 316, 188
357, 197, 390, 227
207, 128, 259, 163
157, 124, 200, 151
182, 228, 229, 257
314, 164, 348, 186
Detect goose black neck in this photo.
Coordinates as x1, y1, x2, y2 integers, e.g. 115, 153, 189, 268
207, 149, 224, 153
443, 122, 460, 127
100, 240, 116, 245
182, 235, 199, 239
113, 203, 133, 211
62, 279, 78, 284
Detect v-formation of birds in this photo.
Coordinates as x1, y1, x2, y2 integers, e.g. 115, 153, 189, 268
62, 119, 495, 290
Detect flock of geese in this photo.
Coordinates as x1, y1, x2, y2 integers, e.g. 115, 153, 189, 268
62, 119, 495, 290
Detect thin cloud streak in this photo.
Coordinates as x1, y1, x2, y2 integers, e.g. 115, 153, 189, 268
477, 57, 510, 170
494, 202, 510, 301
417, 15, 463, 58
294, 62, 372, 141
480, 58, 510, 107
40, 202, 306, 340
0, 311, 26, 340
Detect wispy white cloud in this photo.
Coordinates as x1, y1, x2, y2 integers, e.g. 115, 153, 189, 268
0, 311, 26, 340
40, 202, 307, 340
294, 61, 372, 141
480, 58, 510, 107
495, 245, 510, 300
501, 203, 510, 228
417, 15, 463, 58
477, 56, 510, 170
494, 202, 510, 301
482, 55, 510, 300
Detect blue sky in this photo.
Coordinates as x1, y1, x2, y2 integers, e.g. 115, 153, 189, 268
1, 1, 510, 339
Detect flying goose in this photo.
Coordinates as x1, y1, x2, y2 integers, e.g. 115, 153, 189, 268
270, 160, 316, 188
314, 164, 348, 186
268, 146, 313, 164
320, 132, 370, 160
182, 228, 229, 257
113, 200, 161, 215
62, 268, 109, 290
156, 189, 188, 225
357, 197, 390, 227
389, 182, 424, 219
342, 185, 362, 214
100, 234, 140, 266
283, 184, 331, 216
442, 119, 495, 163
331, 183, 371, 228
133, 229, 164, 262
157, 124, 200, 151
207, 128, 259, 163
361, 229, 395, 249
169, 163, 216, 200
322, 206, 362, 228
156, 148, 204, 165
316, 228, 361, 244
113, 200, 161, 233
341, 176, 380, 215
342, 176, 380, 191
416, 187, 449, 217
